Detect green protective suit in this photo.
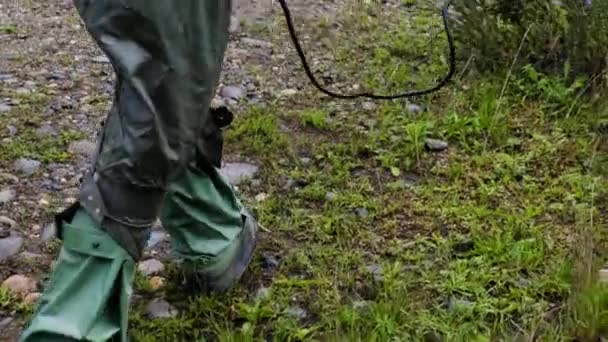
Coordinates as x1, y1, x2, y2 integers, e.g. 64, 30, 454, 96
19, 0, 257, 340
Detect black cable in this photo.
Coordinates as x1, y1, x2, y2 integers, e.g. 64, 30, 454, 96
277, 0, 456, 100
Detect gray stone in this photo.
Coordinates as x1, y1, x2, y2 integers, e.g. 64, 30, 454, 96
222, 162, 259, 186
40, 223, 57, 242
325, 192, 336, 201
0, 232, 23, 261
241, 38, 272, 48
425, 138, 449, 152
279, 89, 298, 97
366, 264, 384, 282
147, 231, 167, 248
261, 253, 279, 270
15, 87, 30, 95
355, 208, 369, 218
0, 103, 11, 113
447, 297, 474, 312
0, 317, 13, 329
229, 14, 241, 33
36, 124, 58, 137
0, 188, 16, 204
406, 103, 423, 114
362, 101, 376, 111
352, 300, 370, 312
254, 287, 271, 301
286, 306, 307, 320
6, 124, 17, 136
220, 85, 246, 100
14, 158, 41, 176
0, 216, 17, 228
68, 140, 96, 157
138, 259, 165, 276
145, 298, 177, 319
92, 55, 110, 64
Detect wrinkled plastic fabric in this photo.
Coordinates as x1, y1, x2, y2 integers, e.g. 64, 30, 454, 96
73, 0, 235, 260
161, 164, 244, 264
19, 210, 135, 342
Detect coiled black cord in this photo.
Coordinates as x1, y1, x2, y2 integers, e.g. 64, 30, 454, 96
277, 0, 456, 99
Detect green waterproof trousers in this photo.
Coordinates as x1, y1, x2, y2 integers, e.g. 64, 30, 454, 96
19, 0, 252, 341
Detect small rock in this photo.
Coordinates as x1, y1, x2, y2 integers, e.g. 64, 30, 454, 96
352, 300, 370, 312
0, 232, 24, 262
0, 103, 11, 113
92, 55, 110, 63
145, 298, 177, 319
362, 101, 376, 111
452, 239, 475, 254
0, 188, 16, 204
0, 317, 13, 329
210, 96, 225, 108
15, 87, 30, 95
138, 259, 165, 276
14, 158, 41, 176
20, 252, 44, 262
6, 124, 17, 136
424, 332, 443, 342
406, 103, 423, 114
24, 292, 41, 305
261, 253, 280, 270
229, 15, 241, 33
68, 140, 96, 157
517, 277, 532, 288
355, 208, 369, 218
147, 231, 167, 248
220, 85, 246, 100
255, 193, 268, 202
241, 38, 272, 48
40, 223, 57, 242
425, 138, 449, 152
254, 287, 271, 301
599, 268, 608, 284
149, 276, 165, 291
36, 124, 58, 137
2, 275, 36, 297
0, 173, 19, 183
286, 306, 307, 320
447, 297, 474, 312
325, 192, 337, 201
0, 216, 17, 228
279, 89, 298, 97
366, 264, 384, 282
300, 157, 311, 165
222, 162, 259, 186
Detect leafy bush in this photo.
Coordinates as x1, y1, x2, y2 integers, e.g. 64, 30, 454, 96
451, 0, 608, 88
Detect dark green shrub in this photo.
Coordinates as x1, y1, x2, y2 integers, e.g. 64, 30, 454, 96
451, 0, 608, 88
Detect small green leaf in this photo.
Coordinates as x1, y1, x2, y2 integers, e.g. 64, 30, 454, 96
390, 166, 401, 177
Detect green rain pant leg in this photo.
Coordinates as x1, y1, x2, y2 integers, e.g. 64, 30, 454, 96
19, 209, 135, 342
161, 165, 244, 263
19, 0, 234, 340
160, 162, 257, 294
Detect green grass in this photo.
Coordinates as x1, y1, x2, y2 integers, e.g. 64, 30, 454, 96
129, 1, 606, 340
0, 88, 87, 166
7, 0, 607, 341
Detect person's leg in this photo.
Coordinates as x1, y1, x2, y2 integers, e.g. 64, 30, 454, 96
19, 0, 234, 340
